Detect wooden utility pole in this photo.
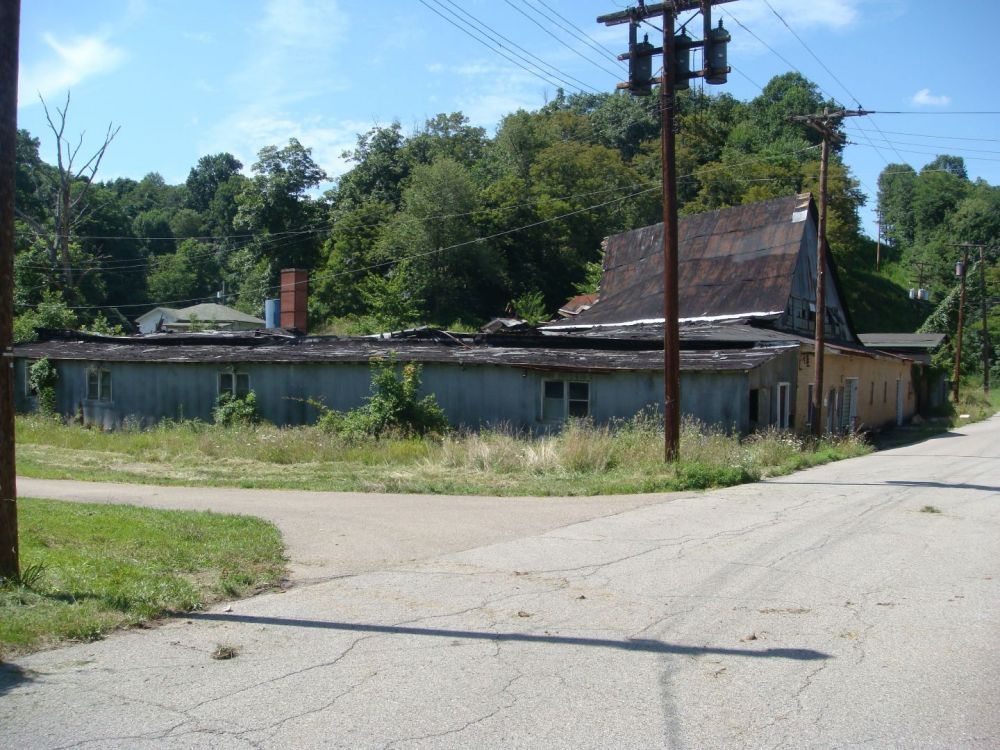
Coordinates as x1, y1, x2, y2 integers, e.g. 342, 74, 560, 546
875, 209, 882, 271
952, 249, 969, 404
790, 108, 869, 436
951, 243, 992, 395
982, 245, 991, 395
0, 0, 21, 580
598, 0, 736, 461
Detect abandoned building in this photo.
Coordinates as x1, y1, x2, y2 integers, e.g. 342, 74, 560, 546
13, 194, 934, 434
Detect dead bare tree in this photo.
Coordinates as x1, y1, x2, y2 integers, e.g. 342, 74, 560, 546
14, 91, 119, 288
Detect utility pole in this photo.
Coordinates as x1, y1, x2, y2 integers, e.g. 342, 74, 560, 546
790, 108, 869, 437
598, 0, 735, 461
0, 0, 21, 580
952, 249, 969, 404
874, 209, 882, 271
951, 243, 993, 395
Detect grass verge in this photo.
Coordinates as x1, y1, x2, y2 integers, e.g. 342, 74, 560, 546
15, 414, 871, 496
0, 498, 285, 658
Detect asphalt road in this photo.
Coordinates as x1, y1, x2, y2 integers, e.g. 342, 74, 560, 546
2, 417, 999, 749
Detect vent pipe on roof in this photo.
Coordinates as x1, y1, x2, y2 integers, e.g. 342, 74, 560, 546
280, 269, 308, 333
265, 298, 280, 329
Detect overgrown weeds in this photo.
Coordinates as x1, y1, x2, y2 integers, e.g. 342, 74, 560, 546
15, 410, 872, 496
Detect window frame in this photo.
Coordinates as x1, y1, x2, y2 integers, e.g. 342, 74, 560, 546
218, 370, 251, 399
776, 381, 791, 429
86, 367, 112, 402
540, 379, 591, 421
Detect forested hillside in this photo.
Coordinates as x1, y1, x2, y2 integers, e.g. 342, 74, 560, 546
877, 156, 1000, 377
12, 72, 990, 341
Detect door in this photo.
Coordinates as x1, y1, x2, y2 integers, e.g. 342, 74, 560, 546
776, 382, 790, 429
895, 378, 904, 426
842, 378, 858, 431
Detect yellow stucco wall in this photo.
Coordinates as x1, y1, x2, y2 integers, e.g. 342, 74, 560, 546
794, 347, 916, 432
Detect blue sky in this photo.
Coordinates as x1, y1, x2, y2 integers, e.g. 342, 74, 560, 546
15, 1, 1000, 240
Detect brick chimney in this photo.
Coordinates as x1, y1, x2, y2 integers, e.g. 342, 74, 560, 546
280, 268, 308, 333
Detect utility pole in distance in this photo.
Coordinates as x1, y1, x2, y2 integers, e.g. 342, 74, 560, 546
951, 243, 992, 396
790, 107, 869, 437
598, 0, 736, 461
0, 0, 21, 580
951, 249, 969, 403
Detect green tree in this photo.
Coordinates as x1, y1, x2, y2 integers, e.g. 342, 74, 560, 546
377, 158, 501, 322
235, 138, 329, 273
147, 239, 222, 304
185, 153, 243, 213
877, 163, 917, 251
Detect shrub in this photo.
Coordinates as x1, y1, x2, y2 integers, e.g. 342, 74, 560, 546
213, 391, 260, 427
28, 357, 58, 417
318, 357, 448, 440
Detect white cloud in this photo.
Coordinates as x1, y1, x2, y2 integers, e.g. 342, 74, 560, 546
458, 90, 550, 130
911, 88, 950, 107
18, 33, 125, 104
723, 0, 865, 57
257, 0, 348, 48
204, 113, 372, 183
735, 0, 861, 30
183, 31, 215, 44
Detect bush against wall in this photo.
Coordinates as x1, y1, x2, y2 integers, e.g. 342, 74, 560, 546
317, 356, 448, 439
28, 358, 58, 417
213, 391, 260, 427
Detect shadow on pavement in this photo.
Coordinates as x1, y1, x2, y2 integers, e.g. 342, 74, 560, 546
0, 664, 35, 696
187, 613, 831, 661
763, 479, 1000, 493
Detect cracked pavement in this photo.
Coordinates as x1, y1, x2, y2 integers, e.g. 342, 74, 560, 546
3, 417, 999, 748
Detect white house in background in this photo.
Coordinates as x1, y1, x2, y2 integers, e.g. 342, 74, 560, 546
135, 303, 265, 334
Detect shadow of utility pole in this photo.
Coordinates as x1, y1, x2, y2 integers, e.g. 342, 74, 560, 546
187, 613, 832, 661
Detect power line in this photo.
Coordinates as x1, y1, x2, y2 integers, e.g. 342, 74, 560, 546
33, 145, 831, 312
503, 0, 623, 81
848, 141, 1000, 163
721, 8, 896, 167
842, 132, 1000, 156
525, 0, 628, 70
51, 185, 661, 311
760, 0, 859, 108
434, 0, 601, 95
417, 0, 579, 93
872, 110, 1000, 115
760, 0, 908, 165
844, 128, 1000, 144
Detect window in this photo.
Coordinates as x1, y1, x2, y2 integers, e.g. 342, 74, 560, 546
541, 380, 590, 421
776, 382, 790, 429
219, 371, 250, 398
87, 368, 112, 401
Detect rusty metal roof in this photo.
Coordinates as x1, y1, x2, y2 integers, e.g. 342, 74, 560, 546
565, 194, 814, 326
14, 334, 796, 374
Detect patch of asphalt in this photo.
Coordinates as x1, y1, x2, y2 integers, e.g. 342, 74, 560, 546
15, 477, 682, 584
